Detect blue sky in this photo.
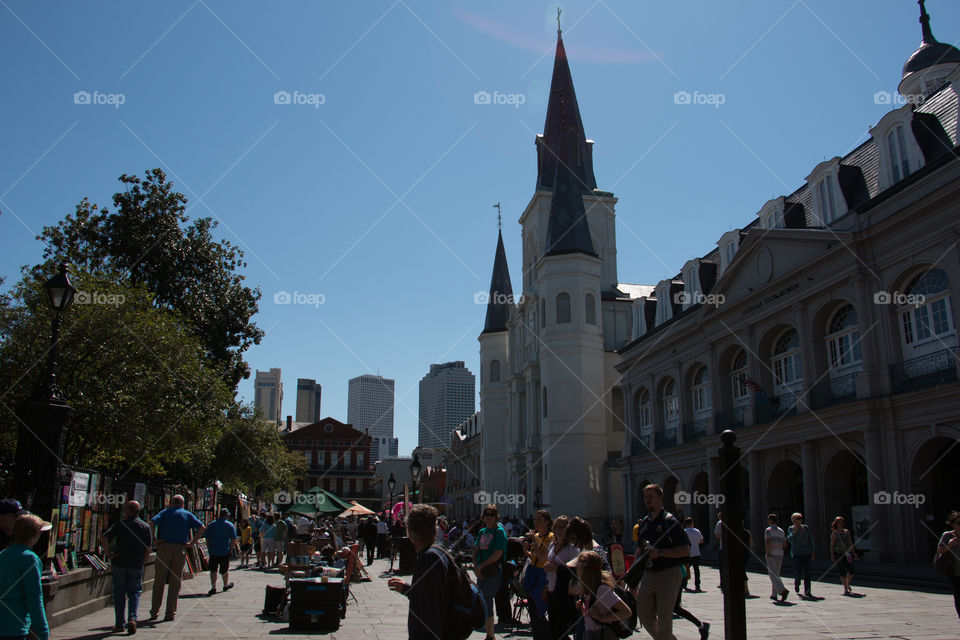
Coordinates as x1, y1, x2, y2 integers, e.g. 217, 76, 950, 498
2, 1, 957, 455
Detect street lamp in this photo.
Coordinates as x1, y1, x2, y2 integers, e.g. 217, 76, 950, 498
387, 473, 396, 523
13, 262, 76, 591
410, 453, 422, 504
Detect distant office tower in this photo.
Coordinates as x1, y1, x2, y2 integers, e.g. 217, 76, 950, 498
347, 374, 395, 463
418, 361, 475, 450
295, 378, 322, 423
254, 368, 283, 425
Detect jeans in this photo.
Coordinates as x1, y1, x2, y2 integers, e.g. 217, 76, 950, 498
523, 565, 548, 617
478, 569, 502, 619
793, 554, 812, 594
112, 566, 144, 626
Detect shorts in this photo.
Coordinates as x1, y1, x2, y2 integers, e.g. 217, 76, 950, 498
209, 554, 230, 575
240, 543, 252, 553
254, 539, 261, 552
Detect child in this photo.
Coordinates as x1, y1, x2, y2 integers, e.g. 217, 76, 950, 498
574, 550, 631, 640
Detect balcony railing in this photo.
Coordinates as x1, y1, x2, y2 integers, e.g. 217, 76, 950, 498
655, 427, 678, 450
682, 418, 708, 442
890, 347, 959, 393
755, 391, 798, 424
715, 405, 747, 430
810, 371, 861, 409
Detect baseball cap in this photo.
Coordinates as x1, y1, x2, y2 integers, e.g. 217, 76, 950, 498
0, 499, 28, 517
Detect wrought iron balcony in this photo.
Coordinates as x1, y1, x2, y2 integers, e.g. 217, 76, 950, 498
810, 371, 861, 409
682, 418, 708, 442
754, 391, 799, 424
715, 405, 746, 430
655, 427, 678, 450
890, 347, 959, 393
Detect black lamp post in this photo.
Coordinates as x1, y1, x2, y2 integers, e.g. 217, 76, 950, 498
387, 473, 396, 523
410, 453, 422, 504
13, 262, 76, 591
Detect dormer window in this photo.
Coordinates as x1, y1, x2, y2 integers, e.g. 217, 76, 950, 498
870, 106, 925, 191
757, 197, 786, 230
717, 230, 740, 275
682, 260, 701, 309
806, 159, 847, 225
655, 281, 673, 325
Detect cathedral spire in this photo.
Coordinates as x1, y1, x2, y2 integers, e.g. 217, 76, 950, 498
919, 0, 935, 44
536, 30, 597, 192
544, 132, 597, 257
482, 228, 514, 334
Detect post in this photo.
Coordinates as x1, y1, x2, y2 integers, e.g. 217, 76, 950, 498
719, 430, 747, 640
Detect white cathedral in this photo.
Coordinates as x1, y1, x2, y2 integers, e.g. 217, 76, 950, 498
477, 28, 646, 524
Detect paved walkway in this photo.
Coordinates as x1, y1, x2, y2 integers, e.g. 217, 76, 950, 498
54, 559, 960, 639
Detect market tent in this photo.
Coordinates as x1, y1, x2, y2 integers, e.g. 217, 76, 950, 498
304, 486, 353, 513
338, 502, 375, 518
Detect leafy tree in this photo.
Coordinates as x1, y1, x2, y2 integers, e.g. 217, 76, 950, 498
37, 169, 263, 389
0, 269, 234, 477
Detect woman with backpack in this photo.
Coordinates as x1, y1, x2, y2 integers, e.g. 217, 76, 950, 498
937, 511, 960, 619
829, 516, 858, 596
544, 516, 578, 640
574, 550, 631, 640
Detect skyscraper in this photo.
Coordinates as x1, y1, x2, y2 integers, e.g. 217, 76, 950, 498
347, 374, 395, 463
295, 378, 322, 423
254, 368, 283, 425
418, 361, 475, 450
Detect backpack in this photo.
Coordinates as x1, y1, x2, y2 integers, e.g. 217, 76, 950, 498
430, 544, 487, 640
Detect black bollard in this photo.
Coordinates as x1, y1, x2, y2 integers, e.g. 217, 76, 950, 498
719, 430, 747, 640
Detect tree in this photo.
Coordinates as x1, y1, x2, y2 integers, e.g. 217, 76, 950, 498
0, 269, 234, 477
37, 169, 263, 389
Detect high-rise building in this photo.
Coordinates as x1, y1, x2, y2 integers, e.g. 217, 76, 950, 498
254, 368, 283, 425
295, 378, 322, 423
418, 362, 475, 450
347, 374, 395, 463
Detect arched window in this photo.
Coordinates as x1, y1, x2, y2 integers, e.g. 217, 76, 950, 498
585, 293, 597, 325
887, 125, 911, 183
731, 349, 749, 402
634, 388, 651, 429
542, 387, 548, 418
772, 329, 802, 389
900, 268, 956, 348
662, 379, 679, 427
827, 305, 862, 370
692, 366, 711, 415
490, 359, 501, 383
557, 293, 571, 324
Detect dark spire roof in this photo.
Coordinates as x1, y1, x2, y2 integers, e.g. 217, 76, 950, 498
544, 133, 597, 257
482, 230, 514, 334
536, 32, 597, 192
902, 0, 960, 79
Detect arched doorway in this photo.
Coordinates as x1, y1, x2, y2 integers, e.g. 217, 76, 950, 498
767, 459, 804, 527
663, 475, 681, 517
822, 450, 868, 546
910, 436, 960, 559
690, 471, 710, 531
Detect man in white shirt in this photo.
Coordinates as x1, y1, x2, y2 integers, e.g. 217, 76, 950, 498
376, 517, 389, 558
297, 515, 312, 538
764, 513, 789, 601
683, 517, 705, 592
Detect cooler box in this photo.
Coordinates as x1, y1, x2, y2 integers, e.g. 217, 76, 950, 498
289, 604, 341, 631
289, 577, 343, 606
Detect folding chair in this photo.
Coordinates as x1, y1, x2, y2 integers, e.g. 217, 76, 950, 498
342, 543, 370, 604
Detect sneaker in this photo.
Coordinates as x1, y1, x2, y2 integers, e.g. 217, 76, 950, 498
208, 588, 217, 595
163, 614, 175, 622
700, 622, 710, 640
769, 594, 777, 600
804, 592, 813, 599
223, 582, 234, 591
126, 620, 137, 635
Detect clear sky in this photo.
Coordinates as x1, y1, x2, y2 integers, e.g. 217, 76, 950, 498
2, 1, 957, 455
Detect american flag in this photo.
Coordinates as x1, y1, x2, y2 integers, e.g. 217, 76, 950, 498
741, 375, 764, 393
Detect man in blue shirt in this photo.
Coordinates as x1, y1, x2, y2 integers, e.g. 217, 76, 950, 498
204, 508, 238, 595
149, 495, 205, 621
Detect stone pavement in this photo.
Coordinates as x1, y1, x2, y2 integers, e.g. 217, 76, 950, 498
53, 558, 960, 639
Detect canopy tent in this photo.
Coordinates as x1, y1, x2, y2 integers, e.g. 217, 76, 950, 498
338, 502, 375, 518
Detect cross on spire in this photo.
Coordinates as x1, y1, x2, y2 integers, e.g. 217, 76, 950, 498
493, 202, 502, 230
557, 7, 562, 34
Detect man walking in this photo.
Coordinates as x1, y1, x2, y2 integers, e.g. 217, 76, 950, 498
634, 484, 690, 640
683, 517, 704, 592
101, 500, 152, 634
204, 508, 239, 595
376, 517, 389, 558
362, 517, 377, 566
149, 495, 205, 621
764, 513, 789, 601
786, 512, 815, 598
388, 504, 453, 640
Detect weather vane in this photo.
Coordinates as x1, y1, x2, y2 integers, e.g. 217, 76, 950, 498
493, 202, 502, 230
557, 7, 562, 34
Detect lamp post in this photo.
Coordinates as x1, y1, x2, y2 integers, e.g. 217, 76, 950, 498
387, 473, 396, 523
13, 262, 76, 590
409, 453, 422, 504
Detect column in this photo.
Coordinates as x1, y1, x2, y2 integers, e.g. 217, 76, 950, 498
801, 441, 820, 552
852, 270, 888, 396
748, 451, 763, 554
864, 426, 890, 562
